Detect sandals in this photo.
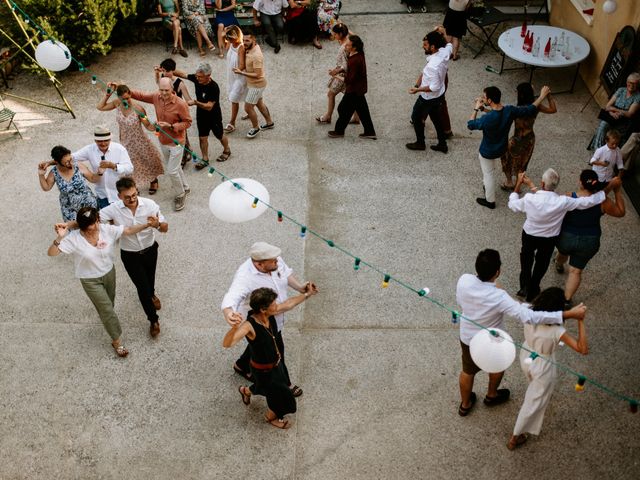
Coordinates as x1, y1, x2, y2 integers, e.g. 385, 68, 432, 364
500, 183, 515, 192
216, 151, 231, 162
112, 344, 129, 358
233, 363, 253, 381
208, 44, 216, 51
239, 386, 251, 406
199, 48, 206, 57
171, 47, 179, 55
458, 392, 476, 417
149, 179, 159, 195
507, 434, 528, 450
484, 388, 510, 407
195, 159, 209, 170
264, 414, 290, 429
315, 115, 331, 124
289, 385, 303, 397
224, 123, 236, 133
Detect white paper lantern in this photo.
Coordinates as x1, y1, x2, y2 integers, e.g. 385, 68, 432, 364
469, 328, 516, 373
603, 0, 617, 14
209, 178, 269, 223
35, 40, 71, 71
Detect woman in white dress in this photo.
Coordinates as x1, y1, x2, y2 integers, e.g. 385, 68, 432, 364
508, 287, 589, 450
222, 25, 247, 134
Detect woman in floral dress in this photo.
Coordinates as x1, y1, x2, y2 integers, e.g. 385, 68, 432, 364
181, 0, 216, 56
317, 0, 341, 35
37, 145, 98, 221
97, 84, 164, 195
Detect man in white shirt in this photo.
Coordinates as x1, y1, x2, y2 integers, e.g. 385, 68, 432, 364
72, 126, 134, 209
100, 177, 168, 337
456, 249, 587, 417
509, 169, 606, 302
221, 242, 317, 397
406, 30, 450, 154
253, 0, 288, 53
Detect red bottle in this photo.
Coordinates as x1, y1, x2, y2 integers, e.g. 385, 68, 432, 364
544, 37, 551, 57
521, 19, 527, 37
526, 32, 534, 53
522, 31, 529, 50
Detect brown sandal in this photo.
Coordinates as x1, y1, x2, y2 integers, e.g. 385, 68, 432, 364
507, 434, 528, 450
239, 386, 251, 406
112, 343, 129, 358
264, 414, 290, 429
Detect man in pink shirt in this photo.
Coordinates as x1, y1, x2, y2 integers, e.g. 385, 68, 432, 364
129, 78, 193, 211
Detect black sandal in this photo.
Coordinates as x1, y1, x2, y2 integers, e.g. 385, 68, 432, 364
458, 392, 476, 416
290, 385, 303, 397
233, 363, 252, 381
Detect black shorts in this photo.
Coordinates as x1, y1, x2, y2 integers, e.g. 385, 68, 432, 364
460, 340, 481, 375
197, 115, 223, 140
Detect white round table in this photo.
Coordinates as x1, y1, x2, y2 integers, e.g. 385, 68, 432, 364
497, 26, 591, 93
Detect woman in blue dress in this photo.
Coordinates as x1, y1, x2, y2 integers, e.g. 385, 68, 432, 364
215, 0, 239, 59
37, 145, 99, 222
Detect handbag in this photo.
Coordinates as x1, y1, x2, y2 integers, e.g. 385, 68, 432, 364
598, 108, 625, 126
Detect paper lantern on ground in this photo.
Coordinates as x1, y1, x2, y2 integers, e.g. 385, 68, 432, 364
603, 0, 617, 14
469, 328, 516, 373
209, 178, 269, 223
35, 40, 71, 71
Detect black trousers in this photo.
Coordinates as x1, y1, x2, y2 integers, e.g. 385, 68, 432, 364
519, 231, 558, 301
237, 329, 291, 386
120, 242, 159, 324
334, 92, 376, 136
412, 94, 446, 145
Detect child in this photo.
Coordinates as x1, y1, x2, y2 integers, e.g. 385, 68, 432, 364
590, 129, 624, 182
508, 287, 588, 450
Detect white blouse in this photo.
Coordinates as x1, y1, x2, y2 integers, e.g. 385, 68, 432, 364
58, 224, 124, 279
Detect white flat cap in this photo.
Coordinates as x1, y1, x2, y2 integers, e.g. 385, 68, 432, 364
249, 242, 281, 261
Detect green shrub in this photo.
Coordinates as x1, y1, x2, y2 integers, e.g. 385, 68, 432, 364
1, 0, 138, 66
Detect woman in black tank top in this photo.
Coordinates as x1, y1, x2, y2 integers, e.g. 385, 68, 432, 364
223, 286, 317, 429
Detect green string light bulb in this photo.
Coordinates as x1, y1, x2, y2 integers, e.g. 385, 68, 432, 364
354, 258, 361, 270
252, 198, 259, 208
299, 226, 307, 238
382, 274, 391, 288
575, 376, 586, 392
451, 311, 459, 324
207, 167, 215, 177
91, 75, 97, 85
277, 211, 283, 222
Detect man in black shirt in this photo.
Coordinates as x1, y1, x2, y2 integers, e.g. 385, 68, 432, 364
176, 62, 231, 168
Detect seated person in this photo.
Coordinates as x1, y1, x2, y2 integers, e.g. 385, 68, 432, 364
286, 0, 321, 49
158, 0, 188, 57
252, 0, 288, 53
589, 72, 640, 150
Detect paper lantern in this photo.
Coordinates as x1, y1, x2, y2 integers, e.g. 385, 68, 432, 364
469, 328, 516, 373
603, 0, 617, 14
35, 40, 72, 71
209, 178, 269, 223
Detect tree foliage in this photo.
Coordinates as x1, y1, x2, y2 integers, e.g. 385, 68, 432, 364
2, 0, 138, 65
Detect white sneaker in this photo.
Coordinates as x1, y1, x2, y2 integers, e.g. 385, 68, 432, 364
246, 128, 260, 139
174, 194, 186, 211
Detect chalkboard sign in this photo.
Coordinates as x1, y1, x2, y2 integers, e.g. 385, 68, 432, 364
600, 25, 636, 96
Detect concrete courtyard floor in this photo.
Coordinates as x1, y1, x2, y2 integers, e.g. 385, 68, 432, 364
1, 1, 638, 479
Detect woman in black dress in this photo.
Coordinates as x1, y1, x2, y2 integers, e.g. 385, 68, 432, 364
223, 287, 317, 429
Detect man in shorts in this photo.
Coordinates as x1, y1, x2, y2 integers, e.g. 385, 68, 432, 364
175, 62, 231, 167
455, 249, 586, 417
233, 33, 274, 139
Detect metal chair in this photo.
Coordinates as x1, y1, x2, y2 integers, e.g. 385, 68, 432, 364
0, 94, 22, 138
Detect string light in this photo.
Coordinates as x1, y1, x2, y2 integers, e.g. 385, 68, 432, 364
91, 75, 96, 85
10, 0, 637, 413
207, 167, 215, 177
192, 153, 198, 163
277, 211, 283, 222
252, 198, 258, 208
418, 287, 429, 297
524, 352, 539, 365
122, 99, 129, 109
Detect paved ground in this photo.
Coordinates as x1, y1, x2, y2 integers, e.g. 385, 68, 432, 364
1, 1, 638, 479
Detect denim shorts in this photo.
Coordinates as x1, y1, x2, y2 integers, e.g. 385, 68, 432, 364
556, 231, 600, 270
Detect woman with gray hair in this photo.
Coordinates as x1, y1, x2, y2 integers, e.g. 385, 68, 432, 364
589, 72, 640, 150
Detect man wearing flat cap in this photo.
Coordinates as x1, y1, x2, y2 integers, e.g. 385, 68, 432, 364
72, 126, 134, 209
221, 241, 318, 397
